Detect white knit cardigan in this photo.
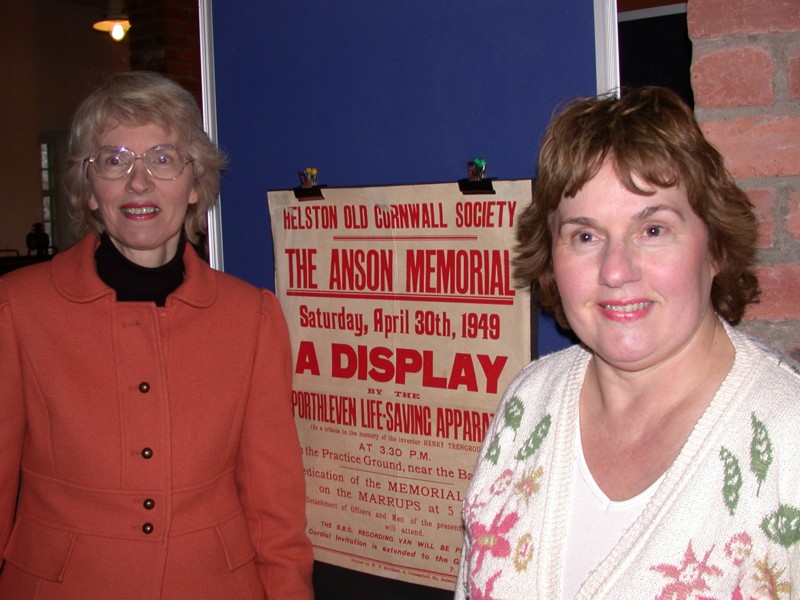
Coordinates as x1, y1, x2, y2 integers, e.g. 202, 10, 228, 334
455, 324, 800, 599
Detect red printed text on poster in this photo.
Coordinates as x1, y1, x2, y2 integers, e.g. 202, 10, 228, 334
268, 181, 531, 590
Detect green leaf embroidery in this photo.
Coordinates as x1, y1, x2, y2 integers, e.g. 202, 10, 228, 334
761, 504, 800, 549
719, 447, 743, 516
750, 413, 773, 496
515, 414, 552, 461
485, 434, 501, 466
504, 396, 524, 435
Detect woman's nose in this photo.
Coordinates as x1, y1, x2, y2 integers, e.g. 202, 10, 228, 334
126, 157, 154, 192
598, 239, 641, 287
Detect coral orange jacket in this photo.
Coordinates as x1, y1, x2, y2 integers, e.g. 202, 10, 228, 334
0, 235, 314, 599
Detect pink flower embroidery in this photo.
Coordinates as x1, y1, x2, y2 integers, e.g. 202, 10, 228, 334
462, 498, 487, 524
470, 511, 520, 573
724, 532, 752, 567
651, 542, 723, 600
470, 570, 502, 600
699, 585, 758, 600
489, 469, 514, 495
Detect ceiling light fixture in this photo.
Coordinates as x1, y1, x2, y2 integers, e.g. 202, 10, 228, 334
93, 0, 131, 42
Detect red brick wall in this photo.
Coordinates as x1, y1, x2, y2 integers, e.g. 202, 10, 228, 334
688, 0, 800, 360
127, 0, 202, 106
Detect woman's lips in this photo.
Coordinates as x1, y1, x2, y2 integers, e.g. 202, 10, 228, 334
121, 205, 161, 216
598, 300, 653, 321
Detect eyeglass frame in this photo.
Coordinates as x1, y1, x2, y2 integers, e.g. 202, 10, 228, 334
84, 145, 195, 181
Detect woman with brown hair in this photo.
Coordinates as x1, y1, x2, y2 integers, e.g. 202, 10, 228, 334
456, 86, 800, 599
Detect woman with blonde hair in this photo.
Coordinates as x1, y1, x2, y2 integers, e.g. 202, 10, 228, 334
0, 71, 313, 599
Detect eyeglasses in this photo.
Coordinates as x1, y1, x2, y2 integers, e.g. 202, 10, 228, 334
85, 145, 194, 181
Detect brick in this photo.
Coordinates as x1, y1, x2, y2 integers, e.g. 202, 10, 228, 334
618, 0, 669, 10
746, 188, 777, 247
788, 189, 800, 240
169, 48, 200, 64
692, 48, 774, 108
173, 21, 200, 37
790, 48, 800, 100
700, 116, 800, 178
746, 264, 800, 320
165, 61, 199, 78
689, 0, 800, 38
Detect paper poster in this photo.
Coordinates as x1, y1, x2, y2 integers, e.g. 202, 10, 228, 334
268, 181, 531, 590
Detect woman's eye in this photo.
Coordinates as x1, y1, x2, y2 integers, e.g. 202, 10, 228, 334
645, 225, 665, 237
575, 231, 595, 243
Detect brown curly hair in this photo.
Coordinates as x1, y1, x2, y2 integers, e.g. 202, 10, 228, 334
514, 86, 759, 329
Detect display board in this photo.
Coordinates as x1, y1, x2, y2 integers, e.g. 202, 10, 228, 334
268, 181, 531, 590
209, 1, 607, 595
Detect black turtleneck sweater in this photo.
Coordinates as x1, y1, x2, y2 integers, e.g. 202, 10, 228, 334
95, 233, 185, 307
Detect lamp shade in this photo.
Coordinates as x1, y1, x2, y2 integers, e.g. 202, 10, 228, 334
93, 0, 130, 42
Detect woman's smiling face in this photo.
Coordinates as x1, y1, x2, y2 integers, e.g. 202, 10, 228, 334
88, 122, 197, 268
552, 158, 719, 373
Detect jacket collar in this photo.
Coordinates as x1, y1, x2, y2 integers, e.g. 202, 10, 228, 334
52, 234, 217, 308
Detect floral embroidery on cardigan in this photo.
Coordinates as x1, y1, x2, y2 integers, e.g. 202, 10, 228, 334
717, 414, 800, 550
720, 412, 774, 516
464, 418, 549, 589
761, 505, 800, 548
468, 510, 520, 573
489, 469, 514, 495
504, 395, 525, 437
513, 533, 535, 572
651, 542, 723, 599
470, 570, 502, 600
457, 331, 800, 599
651, 534, 794, 599
512, 466, 543, 505
515, 414, 552, 460
482, 393, 552, 466
720, 446, 743, 516
724, 532, 752, 566
752, 553, 791, 598
750, 413, 773, 496
485, 395, 538, 465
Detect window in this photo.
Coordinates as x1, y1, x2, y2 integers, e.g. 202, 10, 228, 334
38, 131, 73, 253
39, 141, 56, 248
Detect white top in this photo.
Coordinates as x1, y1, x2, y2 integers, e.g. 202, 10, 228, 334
561, 419, 662, 599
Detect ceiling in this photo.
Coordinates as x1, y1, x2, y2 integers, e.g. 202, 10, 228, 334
67, 0, 111, 6
64, 0, 116, 13
66, 0, 103, 6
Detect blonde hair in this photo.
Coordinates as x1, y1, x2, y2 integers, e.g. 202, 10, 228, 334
64, 71, 227, 244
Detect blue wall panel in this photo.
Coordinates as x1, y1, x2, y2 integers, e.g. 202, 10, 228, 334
212, 2, 596, 356
211, 1, 592, 393
211, 3, 595, 594
212, 0, 591, 438
213, 0, 595, 352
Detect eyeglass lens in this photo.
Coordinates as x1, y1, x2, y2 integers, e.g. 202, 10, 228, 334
92, 146, 187, 180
